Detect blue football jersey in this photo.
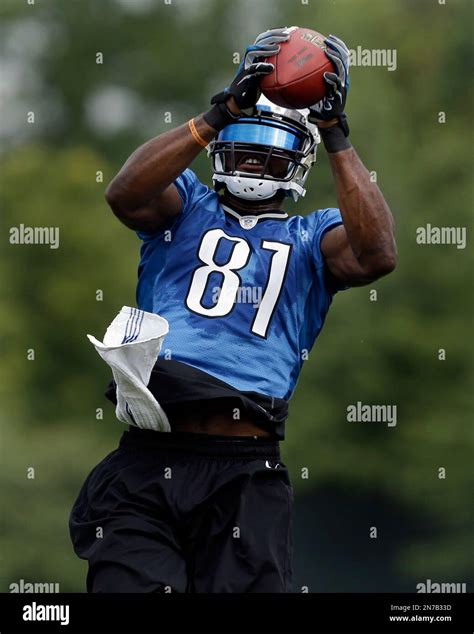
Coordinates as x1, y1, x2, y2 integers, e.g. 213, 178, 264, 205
136, 169, 344, 401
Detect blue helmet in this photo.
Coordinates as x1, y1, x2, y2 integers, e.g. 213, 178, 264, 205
208, 95, 320, 202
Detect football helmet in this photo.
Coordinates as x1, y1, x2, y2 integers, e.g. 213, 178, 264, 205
208, 95, 320, 202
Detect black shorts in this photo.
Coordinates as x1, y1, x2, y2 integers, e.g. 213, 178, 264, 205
69, 428, 294, 593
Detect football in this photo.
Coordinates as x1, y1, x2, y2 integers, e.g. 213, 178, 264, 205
260, 27, 334, 109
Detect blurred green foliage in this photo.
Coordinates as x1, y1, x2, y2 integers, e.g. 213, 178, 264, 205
1, 0, 473, 591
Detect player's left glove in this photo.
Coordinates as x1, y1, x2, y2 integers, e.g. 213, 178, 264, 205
204, 27, 291, 131
308, 34, 352, 153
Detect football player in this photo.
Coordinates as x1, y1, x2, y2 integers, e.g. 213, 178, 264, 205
70, 28, 396, 593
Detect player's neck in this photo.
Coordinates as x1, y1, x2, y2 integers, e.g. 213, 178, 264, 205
220, 191, 285, 216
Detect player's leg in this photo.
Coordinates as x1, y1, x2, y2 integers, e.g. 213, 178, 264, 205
188, 442, 294, 593
69, 435, 187, 593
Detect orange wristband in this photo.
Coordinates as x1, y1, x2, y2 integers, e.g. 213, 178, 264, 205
188, 118, 208, 148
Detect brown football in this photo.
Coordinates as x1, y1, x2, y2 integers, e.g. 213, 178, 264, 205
260, 27, 334, 109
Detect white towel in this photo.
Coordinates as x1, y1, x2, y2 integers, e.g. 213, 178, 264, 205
87, 306, 171, 432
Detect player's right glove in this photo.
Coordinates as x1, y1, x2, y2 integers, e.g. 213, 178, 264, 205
204, 27, 291, 131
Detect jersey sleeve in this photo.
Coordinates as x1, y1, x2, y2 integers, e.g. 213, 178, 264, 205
136, 169, 210, 241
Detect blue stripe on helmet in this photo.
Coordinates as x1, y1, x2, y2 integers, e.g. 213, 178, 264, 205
218, 121, 304, 151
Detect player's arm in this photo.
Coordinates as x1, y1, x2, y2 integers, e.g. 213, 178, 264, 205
321, 145, 396, 285
309, 35, 396, 286
105, 28, 290, 233
105, 117, 217, 233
